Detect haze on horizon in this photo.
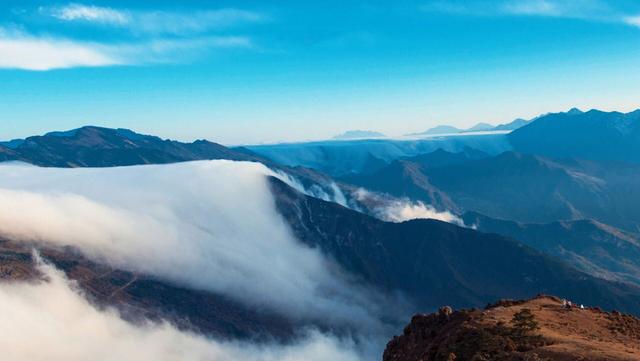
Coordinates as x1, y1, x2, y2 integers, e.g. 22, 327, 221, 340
1, 0, 640, 144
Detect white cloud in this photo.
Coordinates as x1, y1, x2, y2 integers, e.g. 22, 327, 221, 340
421, 0, 640, 27
352, 188, 468, 226
45, 4, 265, 35
0, 161, 389, 329
502, 0, 562, 16
0, 29, 251, 71
0, 257, 367, 361
501, 0, 610, 18
49, 3, 130, 24
383, 200, 466, 225
0, 30, 121, 70
624, 15, 640, 27
134, 9, 265, 35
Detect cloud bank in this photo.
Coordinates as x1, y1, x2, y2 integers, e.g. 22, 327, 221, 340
0, 161, 383, 328
0, 257, 365, 361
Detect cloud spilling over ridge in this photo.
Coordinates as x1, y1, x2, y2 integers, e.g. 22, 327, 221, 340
382, 201, 465, 226
0, 257, 366, 361
0, 161, 383, 327
353, 188, 467, 226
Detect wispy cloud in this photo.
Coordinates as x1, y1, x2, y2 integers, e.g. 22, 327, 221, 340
43, 4, 266, 35
48, 3, 130, 24
624, 15, 640, 27
501, 0, 611, 18
0, 28, 251, 71
421, 0, 640, 27
1, 3, 266, 70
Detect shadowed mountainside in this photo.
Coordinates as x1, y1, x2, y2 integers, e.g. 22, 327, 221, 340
509, 108, 640, 163
464, 212, 640, 286
346, 150, 640, 232
269, 177, 640, 315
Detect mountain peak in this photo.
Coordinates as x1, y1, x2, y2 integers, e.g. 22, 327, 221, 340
332, 130, 386, 140
567, 107, 584, 115
466, 122, 494, 132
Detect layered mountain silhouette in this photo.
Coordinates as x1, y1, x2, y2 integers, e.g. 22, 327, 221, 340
346, 150, 640, 232
4, 123, 640, 359
0, 126, 254, 167
510, 108, 640, 163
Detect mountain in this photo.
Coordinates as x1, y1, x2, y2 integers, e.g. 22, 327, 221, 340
245, 134, 512, 177
411, 125, 462, 136
270, 177, 640, 315
384, 295, 640, 361
509, 109, 640, 163
493, 117, 531, 131
6, 175, 640, 347
0, 126, 254, 167
347, 150, 640, 232
333, 130, 386, 140
341, 149, 487, 212
464, 122, 494, 132
463, 212, 640, 286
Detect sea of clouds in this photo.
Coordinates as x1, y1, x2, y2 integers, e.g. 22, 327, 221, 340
0, 255, 365, 361
0, 160, 394, 360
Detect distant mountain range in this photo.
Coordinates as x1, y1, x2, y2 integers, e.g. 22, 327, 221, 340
333, 130, 386, 140
346, 150, 640, 232
3, 109, 640, 359
407, 117, 533, 136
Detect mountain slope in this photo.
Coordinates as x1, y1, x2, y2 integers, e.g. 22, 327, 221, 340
348, 150, 640, 232
270, 177, 640, 315
464, 212, 640, 286
509, 109, 640, 163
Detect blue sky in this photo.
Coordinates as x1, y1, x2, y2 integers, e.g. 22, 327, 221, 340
1, 0, 640, 144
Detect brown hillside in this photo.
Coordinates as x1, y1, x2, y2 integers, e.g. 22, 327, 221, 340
384, 295, 640, 361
